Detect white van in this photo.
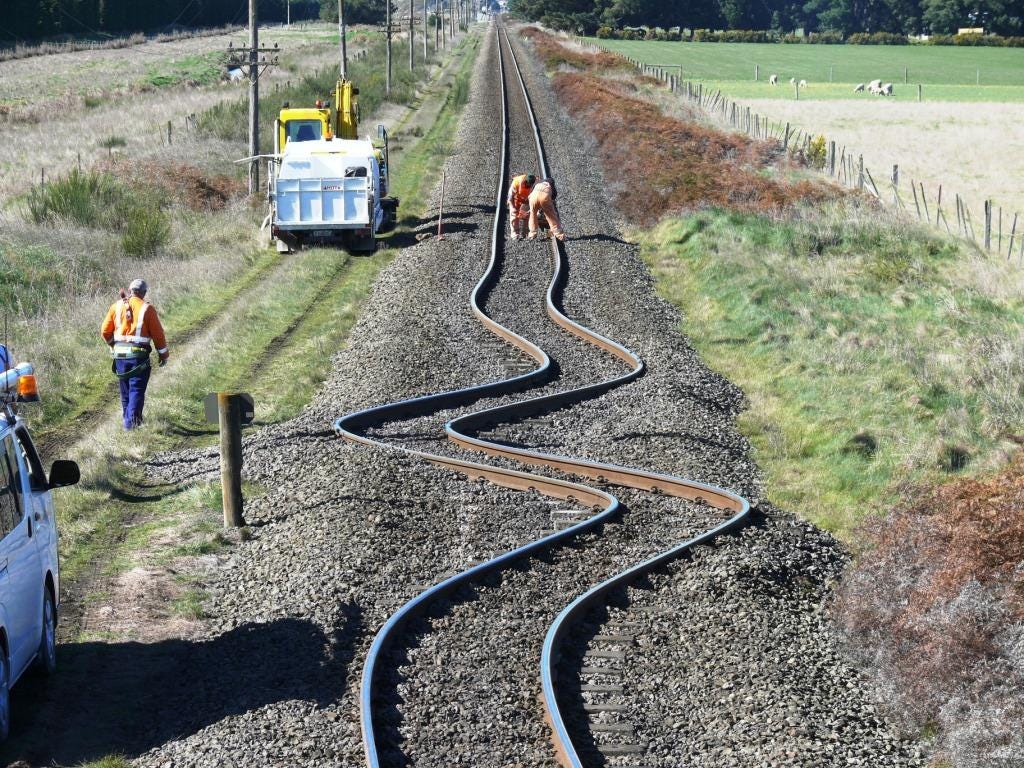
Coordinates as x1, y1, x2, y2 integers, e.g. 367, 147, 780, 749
0, 362, 79, 740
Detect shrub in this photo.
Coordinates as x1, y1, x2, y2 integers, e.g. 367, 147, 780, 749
27, 169, 121, 227
120, 205, 171, 257
807, 134, 827, 170
596, 26, 613, 39
848, 31, 908, 45
835, 455, 1024, 766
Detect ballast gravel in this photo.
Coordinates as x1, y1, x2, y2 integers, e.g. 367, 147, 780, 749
135, 20, 925, 768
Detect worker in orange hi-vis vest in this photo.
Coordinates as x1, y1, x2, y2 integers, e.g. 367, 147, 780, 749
527, 177, 566, 242
507, 173, 536, 240
100, 278, 169, 430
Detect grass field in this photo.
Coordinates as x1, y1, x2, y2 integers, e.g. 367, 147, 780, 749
587, 36, 1024, 219
589, 39, 1024, 100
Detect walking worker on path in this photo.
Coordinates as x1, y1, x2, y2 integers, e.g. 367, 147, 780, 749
527, 177, 565, 242
100, 278, 169, 430
507, 172, 536, 240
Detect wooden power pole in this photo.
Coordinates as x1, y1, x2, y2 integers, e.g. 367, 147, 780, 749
386, 0, 392, 95
338, 0, 347, 78
248, 0, 259, 195
423, 0, 428, 58
226, 1, 279, 196
409, 0, 414, 71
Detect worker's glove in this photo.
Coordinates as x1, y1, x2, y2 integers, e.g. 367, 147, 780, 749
158, 358, 168, 367
527, 232, 537, 241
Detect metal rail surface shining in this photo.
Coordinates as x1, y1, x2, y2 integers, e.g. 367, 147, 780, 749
333, 21, 750, 768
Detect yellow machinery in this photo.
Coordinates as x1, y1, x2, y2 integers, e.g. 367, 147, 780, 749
269, 78, 397, 253
277, 79, 359, 150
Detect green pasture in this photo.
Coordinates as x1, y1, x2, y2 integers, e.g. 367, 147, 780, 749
590, 39, 1024, 101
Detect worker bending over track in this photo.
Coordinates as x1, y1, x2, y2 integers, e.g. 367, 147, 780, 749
528, 177, 566, 242
100, 278, 169, 430
507, 173, 535, 240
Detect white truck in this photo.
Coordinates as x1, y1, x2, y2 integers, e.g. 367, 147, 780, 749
0, 357, 79, 740
269, 135, 396, 253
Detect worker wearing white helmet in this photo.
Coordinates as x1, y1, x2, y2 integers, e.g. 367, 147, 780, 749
100, 278, 169, 429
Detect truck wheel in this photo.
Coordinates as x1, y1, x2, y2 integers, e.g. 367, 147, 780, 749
0, 652, 10, 741
36, 589, 56, 676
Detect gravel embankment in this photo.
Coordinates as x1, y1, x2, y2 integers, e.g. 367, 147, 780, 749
135, 19, 925, 768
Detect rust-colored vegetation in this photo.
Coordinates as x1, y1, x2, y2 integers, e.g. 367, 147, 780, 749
100, 159, 244, 210
519, 27, 628, 72
836, 457, 1024, 762
553, 73, 839, 225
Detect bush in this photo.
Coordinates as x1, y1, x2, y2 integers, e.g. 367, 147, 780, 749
24, 169, 170, 256
120, 205, 171, 257
835, 455, 1024, 766
848, 31, 908, 45
596, 25, 613, 39
807, 134, 827, 169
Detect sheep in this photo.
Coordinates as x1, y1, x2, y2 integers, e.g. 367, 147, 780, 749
868, 79, 882, 90
868, 82, 884, 95
853, 82, 865, 92
799, 79, 808, 87
881, 82, 894, 95
769, 74, 778, 85
789, 77, 796, 84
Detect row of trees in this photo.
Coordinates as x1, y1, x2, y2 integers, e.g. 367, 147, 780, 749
508, 0, 1024, 37
1, 0, 320, 44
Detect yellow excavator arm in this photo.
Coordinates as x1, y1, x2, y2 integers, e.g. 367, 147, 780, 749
334, 79, 359, 140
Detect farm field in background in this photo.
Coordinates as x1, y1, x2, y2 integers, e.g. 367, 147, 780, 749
589, 39, 1024, 94
591, 37, 1024, 219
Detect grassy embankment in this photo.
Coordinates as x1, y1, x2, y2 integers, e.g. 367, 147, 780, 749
529, 27, 1024, 766
588, 38, 1024, 101
0, 29, 481, 601
530, 27, 1024, 536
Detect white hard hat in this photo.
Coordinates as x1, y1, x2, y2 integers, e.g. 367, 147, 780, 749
129, 278, 148, 294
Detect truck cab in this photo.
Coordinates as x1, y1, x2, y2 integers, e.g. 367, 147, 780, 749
0, 358, 79, 740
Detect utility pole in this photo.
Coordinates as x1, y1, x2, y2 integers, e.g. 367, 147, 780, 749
449, 0, 454, 42
409, 0, 414, 71
287, 0, 290, 27
423, 0, 428, 58
386, 0, 392, 96
338, 0, 347, 78
226, 2, 280, 196
441, 0, 445, 48
248, 0, 258, 195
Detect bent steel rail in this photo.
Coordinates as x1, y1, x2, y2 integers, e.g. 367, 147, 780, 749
334, 22, 750, 768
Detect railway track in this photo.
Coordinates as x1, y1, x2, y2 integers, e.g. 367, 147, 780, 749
334, 22, 750, 768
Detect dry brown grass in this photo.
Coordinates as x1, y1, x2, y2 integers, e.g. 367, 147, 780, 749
835, 457, 1024, 764
553, 73, 841, 224
97, 158, 244, 210
519, 27, 627, 72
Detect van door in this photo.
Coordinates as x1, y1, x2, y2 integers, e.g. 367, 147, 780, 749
0, 436, 42, 678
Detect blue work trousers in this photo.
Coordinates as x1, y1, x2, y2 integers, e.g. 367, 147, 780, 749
115, 358, 151, 430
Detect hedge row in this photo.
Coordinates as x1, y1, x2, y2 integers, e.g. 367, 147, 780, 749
594, 27, 1024, 47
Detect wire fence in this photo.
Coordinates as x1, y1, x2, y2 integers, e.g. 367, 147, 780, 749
578, 36, 1024, 261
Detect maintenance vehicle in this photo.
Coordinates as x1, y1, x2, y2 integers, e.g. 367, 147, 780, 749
0, 351, 80, 741
268, 78, 398, 253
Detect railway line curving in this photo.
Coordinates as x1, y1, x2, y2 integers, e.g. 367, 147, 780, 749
334, 22, 750, 768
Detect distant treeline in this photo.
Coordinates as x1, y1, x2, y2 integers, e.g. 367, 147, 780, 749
509, 0, 1024, 38
1, 0, 320, 44
596, 27, 1024, 45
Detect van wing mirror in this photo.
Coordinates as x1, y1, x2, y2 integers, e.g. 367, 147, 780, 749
48, 460, 80, 489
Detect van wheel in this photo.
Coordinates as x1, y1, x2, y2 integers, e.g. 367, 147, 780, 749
0, 652, 10, 741
36, 590, 56, 676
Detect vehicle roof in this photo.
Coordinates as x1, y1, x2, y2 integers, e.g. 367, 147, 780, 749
282, 138, 375, 157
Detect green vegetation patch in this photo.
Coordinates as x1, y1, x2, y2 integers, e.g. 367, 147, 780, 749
640, 205, 1024, 537
144, 52, 225, 89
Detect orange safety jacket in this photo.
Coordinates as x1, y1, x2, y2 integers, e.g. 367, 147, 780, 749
507, 174, 535, 212
101, 295, 169, 360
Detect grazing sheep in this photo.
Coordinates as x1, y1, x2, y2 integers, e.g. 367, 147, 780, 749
789, 77, 796, 84
868, 82, 883, 94
853, 82, 865, 92
799, 79, 808, 87
882, 82, 894, 95
868, 79, 882, 90
769, 74, 778, 85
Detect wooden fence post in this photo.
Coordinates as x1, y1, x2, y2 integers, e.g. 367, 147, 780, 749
918, 83, 922, 102
167, 120, 172, 146
984, 200, 992, 250
218, 393, 246, 528
1007, 213, 1017, 259
828, 141, 836, 175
